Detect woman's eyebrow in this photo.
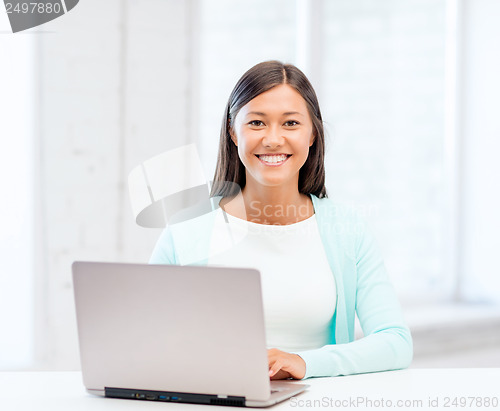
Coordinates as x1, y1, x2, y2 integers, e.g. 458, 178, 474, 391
246, 111, 266, 116
245, 111, 304, 116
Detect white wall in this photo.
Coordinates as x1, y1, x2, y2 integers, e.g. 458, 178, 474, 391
0, 12, 35, 369
321, 0, 447, 302
459, 0, 500, 304
33, 0, 192, 369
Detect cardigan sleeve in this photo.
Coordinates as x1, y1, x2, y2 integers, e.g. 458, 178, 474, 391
149, 227, 178, 265
295, 218, 413, 378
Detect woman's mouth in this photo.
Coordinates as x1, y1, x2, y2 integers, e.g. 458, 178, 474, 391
255, 154, 291, 166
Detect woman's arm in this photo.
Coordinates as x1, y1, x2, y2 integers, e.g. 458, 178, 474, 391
150, 211, 412, 379
288, 218, 413, 379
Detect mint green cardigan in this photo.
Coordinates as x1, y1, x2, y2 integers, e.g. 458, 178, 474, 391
149, 195, 413, 379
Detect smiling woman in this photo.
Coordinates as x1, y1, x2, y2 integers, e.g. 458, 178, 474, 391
211, 61, 326, 226
223, 83, 316, 224
150, 61, 413, 380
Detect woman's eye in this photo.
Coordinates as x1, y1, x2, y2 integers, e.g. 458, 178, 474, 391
284, 120, 299, 126
249, 120, 264, 126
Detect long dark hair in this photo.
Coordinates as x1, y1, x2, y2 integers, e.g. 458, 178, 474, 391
210, 60, 327, 198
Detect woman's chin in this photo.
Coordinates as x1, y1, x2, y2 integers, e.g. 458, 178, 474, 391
249, 176, 297, 190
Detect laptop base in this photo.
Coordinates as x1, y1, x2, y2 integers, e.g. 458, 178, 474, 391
105, 387, 246, 407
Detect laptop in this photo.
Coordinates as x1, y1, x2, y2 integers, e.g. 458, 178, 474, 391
72, 261, 309, 407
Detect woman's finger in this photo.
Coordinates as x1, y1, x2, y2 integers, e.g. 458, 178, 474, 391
268, 358, 282, 377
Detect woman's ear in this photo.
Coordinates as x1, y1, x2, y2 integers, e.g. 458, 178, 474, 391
229, 123, 238, 146
309, 132, 316, 147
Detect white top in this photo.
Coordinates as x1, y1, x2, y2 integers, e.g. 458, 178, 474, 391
208, 209, 336, 352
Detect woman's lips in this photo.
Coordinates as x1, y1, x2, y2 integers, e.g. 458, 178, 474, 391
255, 154, 291, 166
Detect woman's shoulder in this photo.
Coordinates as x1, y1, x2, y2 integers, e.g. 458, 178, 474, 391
311, 195, 369, 225
311, 195, 376, 259
151, 200, 223, 265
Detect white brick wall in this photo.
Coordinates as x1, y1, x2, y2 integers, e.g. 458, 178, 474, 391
0, 13, 37, 369
36, 0, 192, 369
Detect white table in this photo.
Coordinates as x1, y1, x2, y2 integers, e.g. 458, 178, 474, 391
1, 369, 499, 410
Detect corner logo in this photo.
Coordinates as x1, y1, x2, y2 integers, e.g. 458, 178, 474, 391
4, 0, 79, 33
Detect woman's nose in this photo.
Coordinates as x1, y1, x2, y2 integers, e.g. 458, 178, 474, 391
262, 127, 284, 148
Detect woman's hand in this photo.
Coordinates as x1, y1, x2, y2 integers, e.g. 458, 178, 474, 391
267, 348, 306, 380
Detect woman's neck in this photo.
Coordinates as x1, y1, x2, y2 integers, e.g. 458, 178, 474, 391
220, 183, 314, 225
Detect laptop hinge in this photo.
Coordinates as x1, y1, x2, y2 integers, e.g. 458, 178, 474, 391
105, 387, 246, 407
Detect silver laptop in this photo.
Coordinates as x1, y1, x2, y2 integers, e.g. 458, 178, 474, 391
72, 261, 309, 407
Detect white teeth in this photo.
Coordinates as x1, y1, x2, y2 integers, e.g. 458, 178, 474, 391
258, 154, 288, 163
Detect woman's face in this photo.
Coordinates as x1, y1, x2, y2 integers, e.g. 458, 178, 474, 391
230, 84, 315, 191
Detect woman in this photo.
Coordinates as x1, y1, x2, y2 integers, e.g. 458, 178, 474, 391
150, 60, 413, 379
